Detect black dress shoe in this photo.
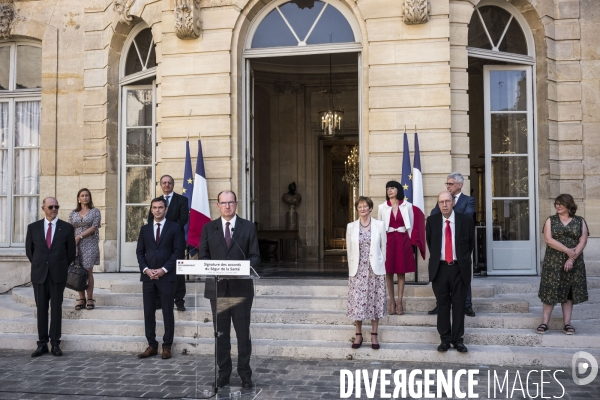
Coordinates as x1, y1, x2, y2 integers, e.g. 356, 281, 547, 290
465, 306, 476, 317
31, 345, 48, 357
437, 342, 450, 352
51, 345, 63, 356
241, 376, 254, 390
217, 376, 230, 388
428, 306, 438, 315
453, 343, 468, 353
176, 304, 186, 311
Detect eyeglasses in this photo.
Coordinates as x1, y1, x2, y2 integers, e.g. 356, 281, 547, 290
554, 203, 563, 207
219, 201, 236, 207
161, 181, 174, 186
445, 182, 456, 186
46, 205, 60, 210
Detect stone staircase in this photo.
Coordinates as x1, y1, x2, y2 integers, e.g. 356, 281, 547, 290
1, 274, 600, 367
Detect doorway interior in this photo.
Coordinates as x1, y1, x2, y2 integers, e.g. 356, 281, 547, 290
246, 52, 359, 277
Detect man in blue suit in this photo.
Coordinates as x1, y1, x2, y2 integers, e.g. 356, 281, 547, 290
428, 172, 477, 317
136, 197, 184, 360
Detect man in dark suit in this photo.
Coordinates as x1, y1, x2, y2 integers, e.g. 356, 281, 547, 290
137, 197, 184, 360
199, 190, 260, 390
25, 197, 76, 357
428, 172, 477, 317
426, 191, 475, 353
147, 175, 189, 311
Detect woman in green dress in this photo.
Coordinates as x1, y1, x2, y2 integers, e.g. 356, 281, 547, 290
537, 194, 589, 335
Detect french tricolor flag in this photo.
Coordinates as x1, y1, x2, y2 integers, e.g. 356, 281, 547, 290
412, 132, 426, 259
187, 140, 211, 249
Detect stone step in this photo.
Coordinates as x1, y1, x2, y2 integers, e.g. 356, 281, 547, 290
0, 296, 576, 331
106, 280, 496, 298
11, 287, 529, 313
2, 316, 599, 349
2, 332, 598, 368
499, 289, 600, 304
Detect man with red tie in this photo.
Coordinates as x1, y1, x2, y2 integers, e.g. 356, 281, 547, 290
426, 191, 475, 353
26, 197, 76, 357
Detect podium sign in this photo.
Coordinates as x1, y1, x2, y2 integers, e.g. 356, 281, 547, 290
176, 260, 250, 276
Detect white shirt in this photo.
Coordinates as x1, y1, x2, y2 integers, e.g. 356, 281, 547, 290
222, 215, 237, 239
143, 219, 168, 274
163, 193, 172, 207
43, 216, 59, 245
440, 211, 457, 261
454, 192, 461, 203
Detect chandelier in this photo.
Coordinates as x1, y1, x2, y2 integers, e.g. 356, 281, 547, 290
342, 145, 359, 188
318, 55, 343, 138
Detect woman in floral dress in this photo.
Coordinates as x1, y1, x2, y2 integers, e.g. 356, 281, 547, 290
346, 196, 387, 349
537, 194, 588, 335
69, 188, 101, 310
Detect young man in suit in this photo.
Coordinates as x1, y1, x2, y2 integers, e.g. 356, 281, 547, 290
137, 197, 184, 360
199, 190, 260, 390
147, 175, 189, 311
428, 172, 477, 317
426, 191, 475, 353
25, 197, 76, 357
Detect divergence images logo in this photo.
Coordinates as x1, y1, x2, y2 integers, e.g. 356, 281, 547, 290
572, 351, 598, 386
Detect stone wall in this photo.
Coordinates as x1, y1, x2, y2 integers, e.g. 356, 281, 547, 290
1, 0, 597, 279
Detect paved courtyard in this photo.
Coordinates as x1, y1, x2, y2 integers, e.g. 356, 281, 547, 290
0, 349, 598, 399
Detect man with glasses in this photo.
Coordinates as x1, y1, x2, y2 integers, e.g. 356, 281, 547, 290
147, 175, 189, 311
428, 172, 476, 317
199, 190, 260, 390
26, 197, 76, 357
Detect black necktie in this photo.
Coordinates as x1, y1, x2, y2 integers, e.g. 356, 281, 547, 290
225, 222, 231, 247
155, 223, 161, 244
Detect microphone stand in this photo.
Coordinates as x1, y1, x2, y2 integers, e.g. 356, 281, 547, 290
212, 274, 220, 395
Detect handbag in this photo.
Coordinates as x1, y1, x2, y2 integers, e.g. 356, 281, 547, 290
66, 252, 89, 292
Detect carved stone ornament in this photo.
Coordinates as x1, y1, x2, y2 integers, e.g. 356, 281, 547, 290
402, 0, 431, 25
114, 0, 136, 25
175, 0, 201, 40
0, 0, 23, 40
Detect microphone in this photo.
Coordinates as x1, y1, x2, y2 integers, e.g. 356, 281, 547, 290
229, 228, 247, 261
189, 224, 220, 253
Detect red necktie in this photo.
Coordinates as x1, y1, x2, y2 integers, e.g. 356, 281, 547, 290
225, 222, 231, 247
46, 222, 52, 249
155, 223, 161, 244
445, 220, 453, 263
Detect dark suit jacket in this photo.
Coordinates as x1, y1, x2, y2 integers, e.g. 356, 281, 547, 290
136, 219, 184, 283
426, 212, 475, 286
431, 193, 475, 217
147, 192, 189, 229
25, 219, 76, 285
199, 216, 260, 299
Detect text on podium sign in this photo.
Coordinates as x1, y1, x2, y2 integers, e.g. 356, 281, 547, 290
176, 260, 250, 276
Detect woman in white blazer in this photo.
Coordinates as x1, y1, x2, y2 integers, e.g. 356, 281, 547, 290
377, 181, 416, 315
346, 196, 387, 350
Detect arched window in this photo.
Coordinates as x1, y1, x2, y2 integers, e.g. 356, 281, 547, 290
468, 5, 528, 55
124, 28, 156, 76
249, 0, 358, 49
119, 24, 157, 269
0, 41, 41, 246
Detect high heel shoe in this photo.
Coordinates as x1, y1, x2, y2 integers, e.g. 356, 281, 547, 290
371, 333, 380, 350
351, 333, 363, 349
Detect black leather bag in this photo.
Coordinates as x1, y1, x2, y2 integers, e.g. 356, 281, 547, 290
66, 254, 89, 292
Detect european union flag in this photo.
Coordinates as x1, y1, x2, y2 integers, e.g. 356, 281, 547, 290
182, 141, 194, 246
401, 132, 412, 203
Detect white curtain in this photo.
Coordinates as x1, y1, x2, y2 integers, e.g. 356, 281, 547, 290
13, 101, 40, 243
0, 103, 8, 244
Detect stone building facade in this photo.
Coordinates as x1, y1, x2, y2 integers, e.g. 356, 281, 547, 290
1, 0, 598, 289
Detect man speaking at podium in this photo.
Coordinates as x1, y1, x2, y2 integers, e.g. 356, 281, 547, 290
199, 190, 260, 390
